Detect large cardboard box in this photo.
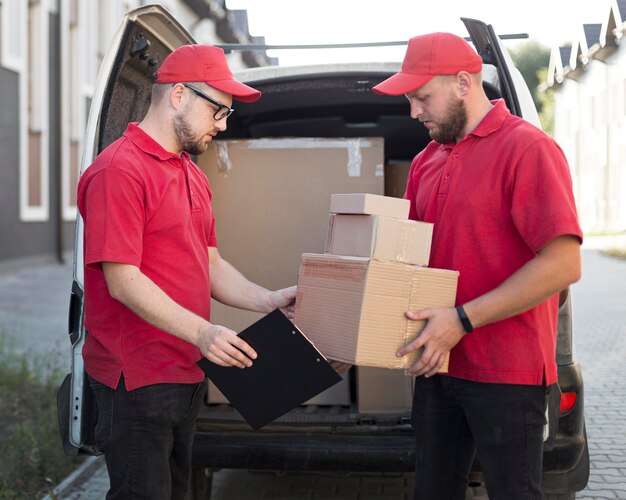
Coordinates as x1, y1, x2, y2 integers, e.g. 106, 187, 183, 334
199, 138, 385, 332
357, 367, 413, 413
325, 214, 433, 266
294, 254, 459, 370
329, 193, 409, 219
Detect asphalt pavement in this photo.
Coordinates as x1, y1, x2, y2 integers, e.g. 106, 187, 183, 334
1, 242, 624, 499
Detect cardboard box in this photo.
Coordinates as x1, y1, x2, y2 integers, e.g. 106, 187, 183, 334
294, 254, 458, 370
207, 373, 351, 406
384, 161, 411, 199
199, 138, 385, 332
329, 193, 409, 219
325, 214, 433, 266
304, 372, 350, 405
207, 380, 229, 404
357, 367, 413, 413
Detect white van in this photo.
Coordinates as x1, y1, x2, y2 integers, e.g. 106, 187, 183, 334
58, 5, 589, 499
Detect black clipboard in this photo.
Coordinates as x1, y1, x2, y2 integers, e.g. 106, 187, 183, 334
198, 309, 342, 430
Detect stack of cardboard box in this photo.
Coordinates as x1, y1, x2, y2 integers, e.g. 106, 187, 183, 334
294, 193, 459, 412
201, 138, 386, 407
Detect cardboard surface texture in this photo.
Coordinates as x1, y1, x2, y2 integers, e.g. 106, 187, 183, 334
199, 138, 384, 333
294, 254, 458, 370
325, 214, 433, 265
329, 193, 409, 219
357, 367, 413, 413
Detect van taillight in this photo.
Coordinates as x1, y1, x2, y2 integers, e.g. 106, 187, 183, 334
560, 392, 577, 414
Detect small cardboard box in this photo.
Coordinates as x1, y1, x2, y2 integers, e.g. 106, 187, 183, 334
207, 373, 351, 406
329, 193, 409, 219
357, 367, 413, 413
294, 254, 458, 370
325, 214, 433, 266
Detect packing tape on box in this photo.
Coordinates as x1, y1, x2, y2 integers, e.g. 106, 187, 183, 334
395, 223, 418, 263
215, 141, 232, 174
300, 256, 367, 282
214, 138, 384, 178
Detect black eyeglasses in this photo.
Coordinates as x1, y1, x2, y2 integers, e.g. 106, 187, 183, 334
182, 83, 234, 120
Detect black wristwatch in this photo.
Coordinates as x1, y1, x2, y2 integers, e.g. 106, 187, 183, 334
456, 305, 474, 333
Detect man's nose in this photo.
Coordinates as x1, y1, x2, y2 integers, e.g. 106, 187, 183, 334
215, 117, 228, 132
409, 101, 423, 120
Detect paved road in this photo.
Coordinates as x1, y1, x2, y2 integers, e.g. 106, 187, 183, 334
570, 250, 626, 499
0, 258, 73, 372
2, 247, 624, 499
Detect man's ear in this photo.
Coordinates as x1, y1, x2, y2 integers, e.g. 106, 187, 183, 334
455, 71, 472, 96
169, 83, 186, 110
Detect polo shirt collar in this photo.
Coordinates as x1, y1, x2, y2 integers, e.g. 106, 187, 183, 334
123, 122, 191, 162
468, 99, 508, 139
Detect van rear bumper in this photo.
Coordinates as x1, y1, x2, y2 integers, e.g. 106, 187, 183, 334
192, 431, 415, 472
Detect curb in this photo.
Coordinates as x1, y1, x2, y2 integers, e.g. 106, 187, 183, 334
42, 456, 104, 499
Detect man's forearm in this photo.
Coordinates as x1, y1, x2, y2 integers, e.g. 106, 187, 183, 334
462, 235, 581, 329
208, 247, 274, 313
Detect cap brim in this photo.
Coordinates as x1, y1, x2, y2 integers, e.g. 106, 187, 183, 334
372, 72, 434, 96
207, 79, 262, 103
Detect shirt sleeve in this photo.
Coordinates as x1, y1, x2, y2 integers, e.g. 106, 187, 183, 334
81, 168, 146, 269
510, 136, 583, 253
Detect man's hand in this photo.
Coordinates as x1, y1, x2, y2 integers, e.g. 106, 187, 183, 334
197, 324, 258, 369
267, 285, 297, 318
396, 307, 466, 377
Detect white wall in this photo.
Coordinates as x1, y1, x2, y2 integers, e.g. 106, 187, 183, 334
553, 46, 626, 233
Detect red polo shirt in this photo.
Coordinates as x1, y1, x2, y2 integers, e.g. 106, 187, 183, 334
77, 123, 217, 391
405, 100, 582, 386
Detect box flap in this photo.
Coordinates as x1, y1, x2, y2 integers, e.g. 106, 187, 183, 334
330, 193, 409, 219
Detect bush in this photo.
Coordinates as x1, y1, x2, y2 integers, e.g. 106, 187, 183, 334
0, 335, 84, 499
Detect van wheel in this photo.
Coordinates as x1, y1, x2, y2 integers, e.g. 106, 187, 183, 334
190, 467, 214, 500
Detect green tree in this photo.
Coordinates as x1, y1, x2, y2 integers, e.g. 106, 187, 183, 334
536, 67, 554, 136
508, 40, 550, 113
507, 40, 554, 134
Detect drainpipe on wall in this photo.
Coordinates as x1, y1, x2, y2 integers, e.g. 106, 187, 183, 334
604, 63, 612, 232
52, 5, 64, 264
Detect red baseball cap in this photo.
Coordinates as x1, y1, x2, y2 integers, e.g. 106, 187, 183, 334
156, 44, 261, 103
372, 32, 483, 95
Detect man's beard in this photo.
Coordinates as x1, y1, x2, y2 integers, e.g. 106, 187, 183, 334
173, 111, 208, 156
428, 94, 468, 144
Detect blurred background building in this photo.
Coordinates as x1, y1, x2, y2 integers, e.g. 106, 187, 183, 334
548, 0, 626, 235
0, 0, 273, 270
2, 0, 624, 271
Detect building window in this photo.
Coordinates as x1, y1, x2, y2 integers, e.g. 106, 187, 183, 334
1, 0, 25, 71
22, 0, 49, 221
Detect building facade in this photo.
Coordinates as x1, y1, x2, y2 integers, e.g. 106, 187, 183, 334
548, 0, 626, 234
0, 0, 272, 270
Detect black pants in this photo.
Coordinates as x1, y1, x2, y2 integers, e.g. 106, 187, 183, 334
89, 375, 208, 500
412, 375, 547, 500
